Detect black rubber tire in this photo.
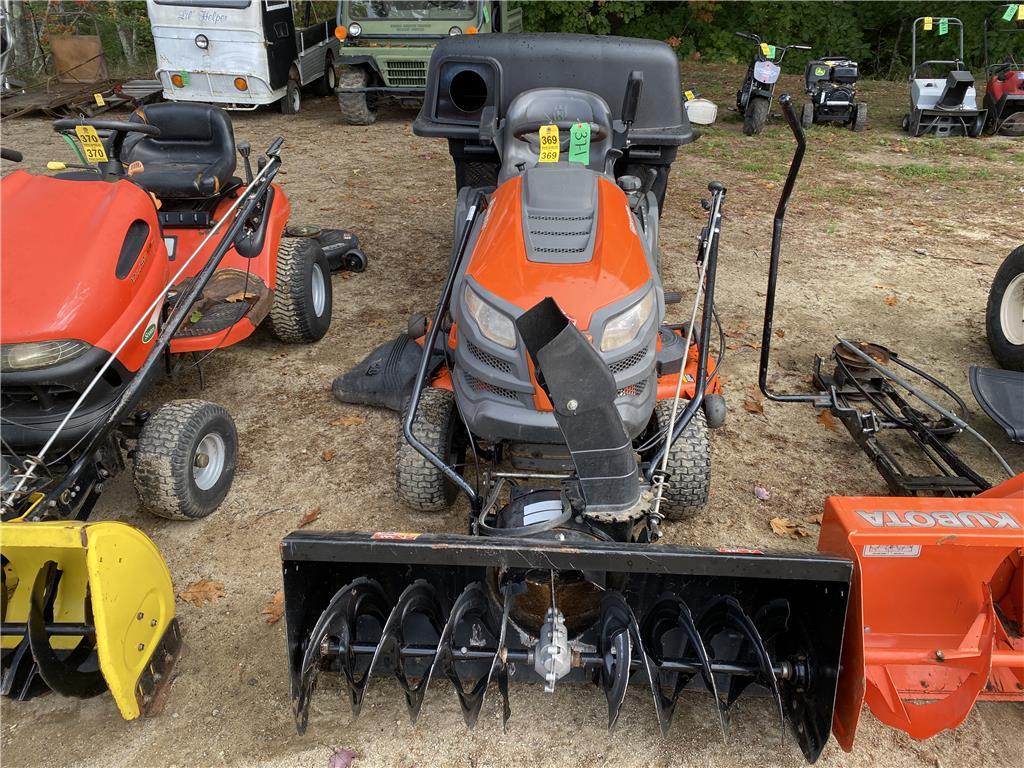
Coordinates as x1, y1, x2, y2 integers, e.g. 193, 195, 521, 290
316, 54, 336, 97
133, 400, 237, 520
343, 248, 367, 273
396, 388, 463, 512
853, 103, 867, 132
266, 237, 333, 343
986, 244, 1024, 371
801, 102, 814, 129
651, 400, 711, 520
902, 114, 910, 133
280, 79, 300, 115
967, 113, 985, 139
337, 65, 376, 125
743, 96, 770, 136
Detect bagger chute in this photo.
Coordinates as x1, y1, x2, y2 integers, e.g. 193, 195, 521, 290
1, 521, 180, 719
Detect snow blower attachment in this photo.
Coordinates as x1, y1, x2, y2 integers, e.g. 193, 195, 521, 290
760, 95, 1023, 747
285, 37, 853, 762
0, 521, 180, 719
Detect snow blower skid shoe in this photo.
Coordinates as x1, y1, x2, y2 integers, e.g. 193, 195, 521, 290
0, 521, 181, 718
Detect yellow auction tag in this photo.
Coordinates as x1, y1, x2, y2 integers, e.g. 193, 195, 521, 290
74, 125, 108, 163
1019, 4, 1023, 20
684, 90, 695, 101
538, 123, 560, 163
923, 16, 933, 31
93, 92, 105, 107
760, 42, 771, 56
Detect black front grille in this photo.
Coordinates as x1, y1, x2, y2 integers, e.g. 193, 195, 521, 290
467, 340, 513, 374
463, 371, 520, 401
2, 383, 79, 410
608, 349, 649, 375
616, 379, 648, 399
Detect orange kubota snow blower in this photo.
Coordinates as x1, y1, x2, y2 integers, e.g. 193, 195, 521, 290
759, 95, 1023, 749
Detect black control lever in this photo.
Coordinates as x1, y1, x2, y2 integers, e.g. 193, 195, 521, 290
238, 141, 253, 184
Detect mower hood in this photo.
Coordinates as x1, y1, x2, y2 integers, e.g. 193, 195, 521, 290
0, 172, 163, 370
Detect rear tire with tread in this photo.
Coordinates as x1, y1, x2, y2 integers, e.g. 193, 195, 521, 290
266, 237, 333, 343
651, 401, 711, 520
316, 55, 336, 97
280, 79, 301, 115
133, 400, 237, 520
396, 388, 463, 512
337, 66, 376, 125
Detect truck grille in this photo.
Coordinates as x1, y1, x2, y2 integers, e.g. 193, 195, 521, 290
383, 60, 427, 88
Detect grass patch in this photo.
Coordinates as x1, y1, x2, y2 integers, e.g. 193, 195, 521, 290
892, 163, 993, 181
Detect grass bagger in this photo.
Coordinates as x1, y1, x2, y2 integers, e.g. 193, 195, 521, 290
983, 3, 1024, 136
801, 56, 866, 131
759, 95, 1023, 748
0, 103, 358, 716
287, 35, 853, 763
903, 16, 986, 137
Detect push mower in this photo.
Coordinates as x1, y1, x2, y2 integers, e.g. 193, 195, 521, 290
983, 3, 1024, 136
734, 31, 810, 136
903, 16, 986, 137
287, 35, 853, 764
801, 56, 866, 131
0, 103, 359, 715
760, 95, 1022, 749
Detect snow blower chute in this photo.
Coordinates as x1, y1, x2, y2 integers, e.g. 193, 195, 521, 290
282, 34, 853, 764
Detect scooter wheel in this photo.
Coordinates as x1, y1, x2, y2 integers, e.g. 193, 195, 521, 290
344, 248, 367, 273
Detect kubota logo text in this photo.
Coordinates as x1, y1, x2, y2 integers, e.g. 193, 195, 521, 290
857, 509, 1020, 529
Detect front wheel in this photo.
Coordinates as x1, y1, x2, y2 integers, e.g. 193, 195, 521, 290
967, 113, 985, 138
280, 79, 301, 115
647, 400, 711, 521
316, 55, 336, 97
743, 95, 770, 136
133, 400, 237, 520
396, 388, 464, 512
337, 65, 376, 125
986, 244, 1024, 371
852, 102, 867, 132
266, 237, 333, 343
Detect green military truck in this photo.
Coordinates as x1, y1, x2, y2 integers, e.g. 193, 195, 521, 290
334, 1, 522, 124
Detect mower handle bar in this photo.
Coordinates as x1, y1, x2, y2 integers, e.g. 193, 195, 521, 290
0, 147, 23, 162
51, 118, 161, 137
757, 94, 821, 406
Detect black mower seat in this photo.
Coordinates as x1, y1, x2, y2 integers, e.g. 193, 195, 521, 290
122, 104, 236, 199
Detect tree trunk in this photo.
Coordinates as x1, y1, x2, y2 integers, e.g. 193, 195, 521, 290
117, 26, 136, 68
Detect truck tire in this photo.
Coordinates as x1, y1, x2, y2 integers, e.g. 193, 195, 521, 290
280, 78, 301, 115
650, 401, 711, 520
396, 388, 464, 512
316, 53, 336, 97
266, 237, 333, 343
133, 400, 237, 520
337, 65, 376, 125
743, 95, 770, 136
986, 244, 1024, 371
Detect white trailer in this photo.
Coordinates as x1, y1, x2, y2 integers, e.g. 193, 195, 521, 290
148, 0, 340, 113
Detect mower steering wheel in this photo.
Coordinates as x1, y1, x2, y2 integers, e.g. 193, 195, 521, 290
513, 120, 609, 144
51, 118, 161, 138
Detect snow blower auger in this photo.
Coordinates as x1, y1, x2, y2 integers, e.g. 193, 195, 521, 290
758, 95, 1023, 747
0, 106, 334, 715
285, 35, 853, 764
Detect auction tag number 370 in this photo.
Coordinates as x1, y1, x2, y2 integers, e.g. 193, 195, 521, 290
75, 125, 108, 163
538, 123, 560, 163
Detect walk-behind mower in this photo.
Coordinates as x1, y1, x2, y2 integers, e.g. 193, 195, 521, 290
903, 16, 986, 137
801, 57, 866, 131
983, 3, 1024, 136
760, 96, 1022, 749
734, 31, 810, 136
286, 35, 854, 764
0, 103, 355, 715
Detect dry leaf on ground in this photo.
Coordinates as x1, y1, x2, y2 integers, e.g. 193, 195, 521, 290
261, 591, 284, 625
816, 410, 837, 431
322, 449, 336, 462
743, 387, 764, 415
331, 415, 366, 427
884, 295, 898, 306
178, 579, 225, 607
298, 508, 321, 528
770, 517, 813, 539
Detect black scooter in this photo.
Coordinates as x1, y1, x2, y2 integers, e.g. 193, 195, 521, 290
735, 32, 810, 135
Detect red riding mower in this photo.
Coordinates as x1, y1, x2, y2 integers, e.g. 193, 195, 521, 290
0, 103, 358, 717
293, 35, 854, 764
983, 3, 1024, 136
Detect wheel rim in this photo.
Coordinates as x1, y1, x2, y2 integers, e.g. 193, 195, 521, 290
311, 262, 326, 316
1000, 272, 1024, 346
193, 432, 226, 491
327, 64, 336, 90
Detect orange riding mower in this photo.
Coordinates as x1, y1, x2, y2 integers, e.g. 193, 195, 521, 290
0, 104, 363, 716
758, 95, 1023, 749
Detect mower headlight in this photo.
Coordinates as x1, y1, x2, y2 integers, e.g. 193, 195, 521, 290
599, 291, 654, 352
348, 22, 362, 37
0, 340, 91, 372
463, 286, 516, 349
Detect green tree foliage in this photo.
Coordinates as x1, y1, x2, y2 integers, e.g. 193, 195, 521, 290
523, 1, 1022, 78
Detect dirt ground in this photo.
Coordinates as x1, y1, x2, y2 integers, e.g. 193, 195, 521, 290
1, 62, 1022, 768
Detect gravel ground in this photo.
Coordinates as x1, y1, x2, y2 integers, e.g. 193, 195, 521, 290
1, 62, 1022, 768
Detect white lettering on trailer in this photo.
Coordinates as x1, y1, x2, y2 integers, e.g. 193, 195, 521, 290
856, 510, 1021, 529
